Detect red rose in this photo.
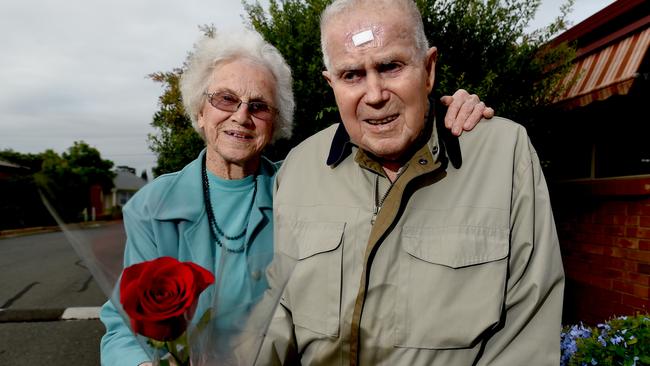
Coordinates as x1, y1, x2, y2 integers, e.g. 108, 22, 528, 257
119, 256, 214, 341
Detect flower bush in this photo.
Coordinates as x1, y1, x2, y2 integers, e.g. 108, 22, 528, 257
561, 314, 650, 366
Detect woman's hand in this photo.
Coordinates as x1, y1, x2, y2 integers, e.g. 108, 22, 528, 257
440, 89, 495, 136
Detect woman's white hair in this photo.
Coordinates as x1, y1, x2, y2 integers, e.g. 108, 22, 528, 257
180, 29, 294, 142
320, 0, 430, 71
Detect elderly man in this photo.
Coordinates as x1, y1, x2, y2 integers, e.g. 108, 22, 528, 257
266, 0, 565, 365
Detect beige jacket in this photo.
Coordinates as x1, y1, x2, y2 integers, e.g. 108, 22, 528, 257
263, 117, 565, 366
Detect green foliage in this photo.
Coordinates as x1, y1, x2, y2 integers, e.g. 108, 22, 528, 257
244, 0, 339, 160
147, 70, 205, 176
35, 142, 115, 222
0, 144, 115, 227
242, 0, 575, 156
0, 150, 52, 229
147, 0, 576, 164
417, 0, 575, 123
562, 314, 650, 366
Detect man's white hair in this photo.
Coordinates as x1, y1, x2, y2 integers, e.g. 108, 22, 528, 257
180, 29, 294, 142
320, 0, 430, 71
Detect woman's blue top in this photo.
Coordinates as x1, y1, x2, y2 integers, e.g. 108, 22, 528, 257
99, 149, 279, 366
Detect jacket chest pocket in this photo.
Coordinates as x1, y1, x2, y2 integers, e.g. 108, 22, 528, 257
395, 225, 509, 349
280, 220, 345, 337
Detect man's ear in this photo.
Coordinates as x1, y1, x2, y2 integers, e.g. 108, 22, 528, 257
322, 70, 334, 88
425, 46, 437, 93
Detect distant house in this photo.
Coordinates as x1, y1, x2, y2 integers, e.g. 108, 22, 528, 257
105, 168, 148, 210
0, 159, 27, 180
545, 0, 649, 324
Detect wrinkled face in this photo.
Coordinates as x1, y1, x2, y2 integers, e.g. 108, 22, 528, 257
323, 7, 436, 161
198, 59, 276, 172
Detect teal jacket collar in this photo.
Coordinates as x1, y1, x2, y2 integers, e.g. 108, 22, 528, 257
151, 149, 276, 222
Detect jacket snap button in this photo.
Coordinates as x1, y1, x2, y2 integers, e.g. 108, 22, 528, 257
252, 270, 261, 281
418, 158, 428, 165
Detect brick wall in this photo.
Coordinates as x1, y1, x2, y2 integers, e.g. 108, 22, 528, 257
554, 189, 650, 325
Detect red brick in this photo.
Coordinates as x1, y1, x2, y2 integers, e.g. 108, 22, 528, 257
637, 227, 650, 239
589, 286, 621, 303
599, 234, 616, 246
640, 263, 650, 275
627, 227, 639, 237
590, 277, 613, 291
623, 272, 650, 286
604, 202, 628, 215
640, 216, 650, 228
579, 243, 605, 255
640, 240, 650, 251
614, 237, 639, 249
613, 280, 635, 295
632, 285, 650, 299
578, 223, 603, 234
603, 246, 626, 258
613, 215, 629, 225
603, 268, 623, 279
604, 225, 626, 237
595, 215, 615, 225
605, 257, 625, 268
623, 260, 638, 272
621, 294, 650, 309
627, 250, 650, 262
610, 303, 637, 318
626, 216, 641, 226
630, 203, 650, 216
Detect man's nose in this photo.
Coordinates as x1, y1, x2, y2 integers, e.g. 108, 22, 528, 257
363, 72, 388, 105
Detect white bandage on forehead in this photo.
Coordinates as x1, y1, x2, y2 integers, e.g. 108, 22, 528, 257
352, 29, 374, 47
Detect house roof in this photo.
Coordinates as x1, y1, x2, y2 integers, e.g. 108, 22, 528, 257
551, 0, 649, 108
0, 159, 26, 170
114, 170, 147, 191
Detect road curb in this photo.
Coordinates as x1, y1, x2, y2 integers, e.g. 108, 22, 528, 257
0, 306, 101, 322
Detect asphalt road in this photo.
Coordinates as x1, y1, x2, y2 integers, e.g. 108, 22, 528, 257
0, 221, 126, 365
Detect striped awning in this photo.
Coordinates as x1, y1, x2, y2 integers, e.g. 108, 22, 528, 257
554, 27, 650, 108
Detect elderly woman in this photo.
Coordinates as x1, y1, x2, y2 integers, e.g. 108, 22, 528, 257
100, 28, 490, 365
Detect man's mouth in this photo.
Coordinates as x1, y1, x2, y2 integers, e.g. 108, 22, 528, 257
225, 130, 253, 139
364, 114, 398, 125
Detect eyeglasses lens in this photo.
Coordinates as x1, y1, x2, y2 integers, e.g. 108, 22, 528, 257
209, 92, 274, 121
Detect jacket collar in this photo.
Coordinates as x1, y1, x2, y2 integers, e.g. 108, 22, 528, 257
325, 96, 461, 169
153, 149, 276, 221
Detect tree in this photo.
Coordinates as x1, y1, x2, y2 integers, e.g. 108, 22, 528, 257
147, 0, 575, 167
244, 0, 339, 160
243, 0, 575, 151
0, 150, 51, 230
148, 70, 205, 176
416, 0, 575, 121
36, 142, 115, 222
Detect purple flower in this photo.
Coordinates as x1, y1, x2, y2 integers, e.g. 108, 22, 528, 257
611, 335, 624, 345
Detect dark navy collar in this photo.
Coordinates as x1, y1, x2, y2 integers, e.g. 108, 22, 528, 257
325, 95, 462, 169
326, 123, 354, 167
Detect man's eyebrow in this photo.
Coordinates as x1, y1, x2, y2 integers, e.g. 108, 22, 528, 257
333, 63, 362, 72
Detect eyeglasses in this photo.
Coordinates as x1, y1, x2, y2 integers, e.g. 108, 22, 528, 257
204, 91, 277, 122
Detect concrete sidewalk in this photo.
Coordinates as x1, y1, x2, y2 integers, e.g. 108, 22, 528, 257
0, 220, 122, 239
0, 306, 101, 322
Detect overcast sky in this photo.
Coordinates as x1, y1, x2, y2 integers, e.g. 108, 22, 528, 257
0, 0, 615, 175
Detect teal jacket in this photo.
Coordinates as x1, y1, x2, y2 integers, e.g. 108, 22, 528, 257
100, 149, 279, 366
